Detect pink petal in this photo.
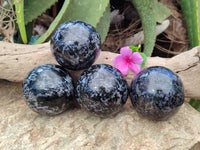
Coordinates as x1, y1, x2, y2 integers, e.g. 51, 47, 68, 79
120, 46, 132, 58
113, 55, 126, 67
131, 52, 143, 64
129, 63, 141, 74
117, 62, 129, 76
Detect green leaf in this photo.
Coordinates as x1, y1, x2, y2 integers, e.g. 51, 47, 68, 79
14, 0, 27, 43
130, 0, 156, 57
140, 53, 147, 68
189, 98, 195, 106
129, 45, 141, 52
17, 22, 33, 44
33, 0, 70, 44
59, 0, 109, 27
150, 0, 172, 23
189, 99, 200, 110
96, 3, 111, 43
197, 108, 200, 112
179, 0, 200, 48
24, 0, 58, 25
26, 22, 33, 43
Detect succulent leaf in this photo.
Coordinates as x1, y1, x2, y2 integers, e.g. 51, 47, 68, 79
179, 0, 200, 47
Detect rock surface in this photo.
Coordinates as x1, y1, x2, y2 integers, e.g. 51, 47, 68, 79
0, 80, 200, 150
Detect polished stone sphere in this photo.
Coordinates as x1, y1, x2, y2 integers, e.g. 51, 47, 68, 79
130, 66, 184, 120
76, 64, 129, 117
50, 20, 101, 70
22, 64, 74, 115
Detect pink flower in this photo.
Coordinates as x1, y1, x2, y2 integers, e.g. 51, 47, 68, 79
113, 46, 143, 76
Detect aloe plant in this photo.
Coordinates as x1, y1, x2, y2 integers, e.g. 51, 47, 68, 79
14, 0, 27, 43
151, 0, 171, 23
179, 0, 200, 48
34, 0, 110, 44
24, 0, 58, 25
96, 4, 111, 43
14, 0, 171, 48
14, 0, 110, 44
130, 0, 171, 57
33, 0, 71, 44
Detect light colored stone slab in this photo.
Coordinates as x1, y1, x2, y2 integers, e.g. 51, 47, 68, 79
0, 80, 200, 150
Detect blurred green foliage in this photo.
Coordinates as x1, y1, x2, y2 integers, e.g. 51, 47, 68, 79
189, 99, 200, 112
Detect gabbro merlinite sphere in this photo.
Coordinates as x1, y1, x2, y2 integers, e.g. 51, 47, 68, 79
76, 64, 129, 117
22, 64, 74, 115
130, 66, 184, 120
50, 20, 101, 70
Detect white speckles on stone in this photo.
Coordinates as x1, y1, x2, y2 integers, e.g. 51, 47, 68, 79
37, 68, 44, 73
34, 70, 62, 90
25, 90, 68, 115
63, 24, 89, 46
89, 69, 116, 92
147, 72, 173, 94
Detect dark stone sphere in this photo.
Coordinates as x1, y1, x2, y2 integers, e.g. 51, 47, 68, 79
76, 64, 129, 117
50, 20, 101, 70
22, 64, 74, 115
130, 66, 184, 121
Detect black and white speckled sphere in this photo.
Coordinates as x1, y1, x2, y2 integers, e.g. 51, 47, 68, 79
22, 64, 74, 115
50, 20, 101, 70
130, 66, 184, 121
76, 64, 129, 117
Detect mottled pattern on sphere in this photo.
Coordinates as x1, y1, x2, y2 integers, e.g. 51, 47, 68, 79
22, 64, 74, 115
76, 64, 129, 117
50, 20, 101, 70
130, 66, 184, 121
